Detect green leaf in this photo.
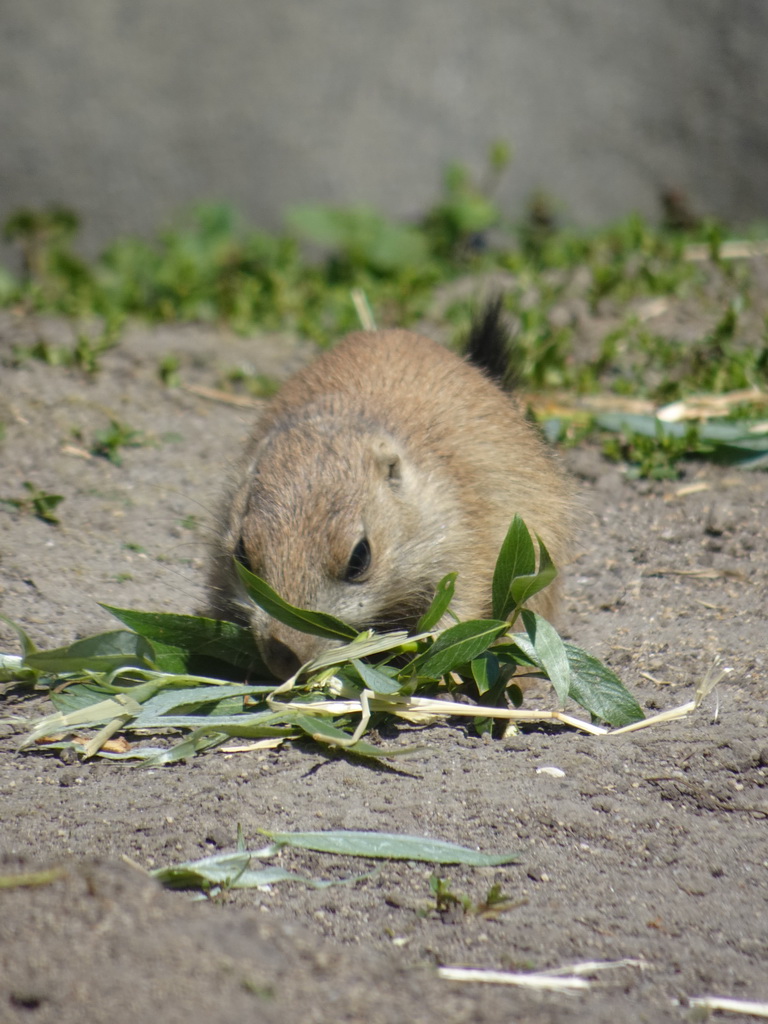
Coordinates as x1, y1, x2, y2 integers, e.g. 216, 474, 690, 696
512, 634, 644, 726
261, 829, 521, 866
470, 652, 500, 695
138, 639, 194, 676
0, 613, 38, 660
491, 515, 537, 619
416, 573, 457, 632
563, 642, 644, 726
509, 535, 558, 608
739, 450, 768, 470
152, 852, 325, 890
596, 412, 756, 443
24, 631, 155, 674
472, 675, 510, 736
350, 659, 402, 694
235, 563, 358, 642
152, 851, 252, 889
20, 693, 143, 748
492, 640, 539, 669
133, 710, 285, 731
102, 606, 267, 675
131, 684, 274, 727
153, 851, 372, 891
412, 620, 509, 678
304, 630, 413, 671
521, 609, 571, 706
48, 683, 120, 714
94, 745, 172, 761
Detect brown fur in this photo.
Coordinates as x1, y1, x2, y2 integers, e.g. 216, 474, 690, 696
208, 328, 574, 678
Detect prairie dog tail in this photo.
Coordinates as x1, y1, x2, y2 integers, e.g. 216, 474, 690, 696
464, 297, 513, 387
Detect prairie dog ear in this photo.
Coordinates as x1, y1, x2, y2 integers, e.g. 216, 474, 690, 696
371, 436, 403, 482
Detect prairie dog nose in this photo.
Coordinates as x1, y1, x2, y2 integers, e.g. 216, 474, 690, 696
263, 636, 302, 681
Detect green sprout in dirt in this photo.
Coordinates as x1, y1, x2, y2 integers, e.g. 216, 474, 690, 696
89, 419, 147, 465
0, 482, 64, 525
1, 515, 647, 766
72, 322, 122, 374
426, 874, 520, 920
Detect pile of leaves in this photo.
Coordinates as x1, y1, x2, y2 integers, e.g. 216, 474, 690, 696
2, 517, 644, 766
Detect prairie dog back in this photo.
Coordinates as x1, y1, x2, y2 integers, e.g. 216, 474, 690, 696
209, 319, 574, 679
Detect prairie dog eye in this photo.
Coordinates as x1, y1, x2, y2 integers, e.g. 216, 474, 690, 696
234, 536, 252, 572
344, 537, 372, 582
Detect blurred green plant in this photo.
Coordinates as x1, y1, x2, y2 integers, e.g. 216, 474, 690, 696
0, 482, 64, 524
219, 366, 280, 398
3, 153, 768, 479
89, 419, 147, 466
4, 207, 86, 292
420, 141, 510, 260
285, 205, 430, 276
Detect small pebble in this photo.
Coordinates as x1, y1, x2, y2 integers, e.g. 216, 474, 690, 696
705, 501, 736, 536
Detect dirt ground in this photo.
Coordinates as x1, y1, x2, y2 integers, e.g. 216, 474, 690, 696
1, 308, 767, 1024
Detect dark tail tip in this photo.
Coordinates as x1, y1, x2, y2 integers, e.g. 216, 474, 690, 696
464, 296, 513, 387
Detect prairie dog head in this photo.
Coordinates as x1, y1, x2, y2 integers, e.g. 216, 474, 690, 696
216, 409, 457, 679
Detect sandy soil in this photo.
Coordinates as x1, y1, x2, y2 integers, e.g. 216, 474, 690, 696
1, 309, 767, 1024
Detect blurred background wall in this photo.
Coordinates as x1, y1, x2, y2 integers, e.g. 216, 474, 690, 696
2, 0, 767, 254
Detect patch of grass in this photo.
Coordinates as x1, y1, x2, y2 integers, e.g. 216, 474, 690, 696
684, 300, 768, 395
597, 301, 768, 406
0, 146, 506, 343
3, 153, 768, 476
601, 422, 702, 480
11, 321, 121, 374
584, 215, 697, 311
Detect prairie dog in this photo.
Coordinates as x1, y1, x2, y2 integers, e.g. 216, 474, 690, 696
208, 308, 574, 679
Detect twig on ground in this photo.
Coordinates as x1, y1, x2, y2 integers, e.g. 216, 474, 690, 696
688, 996, 768, 1019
